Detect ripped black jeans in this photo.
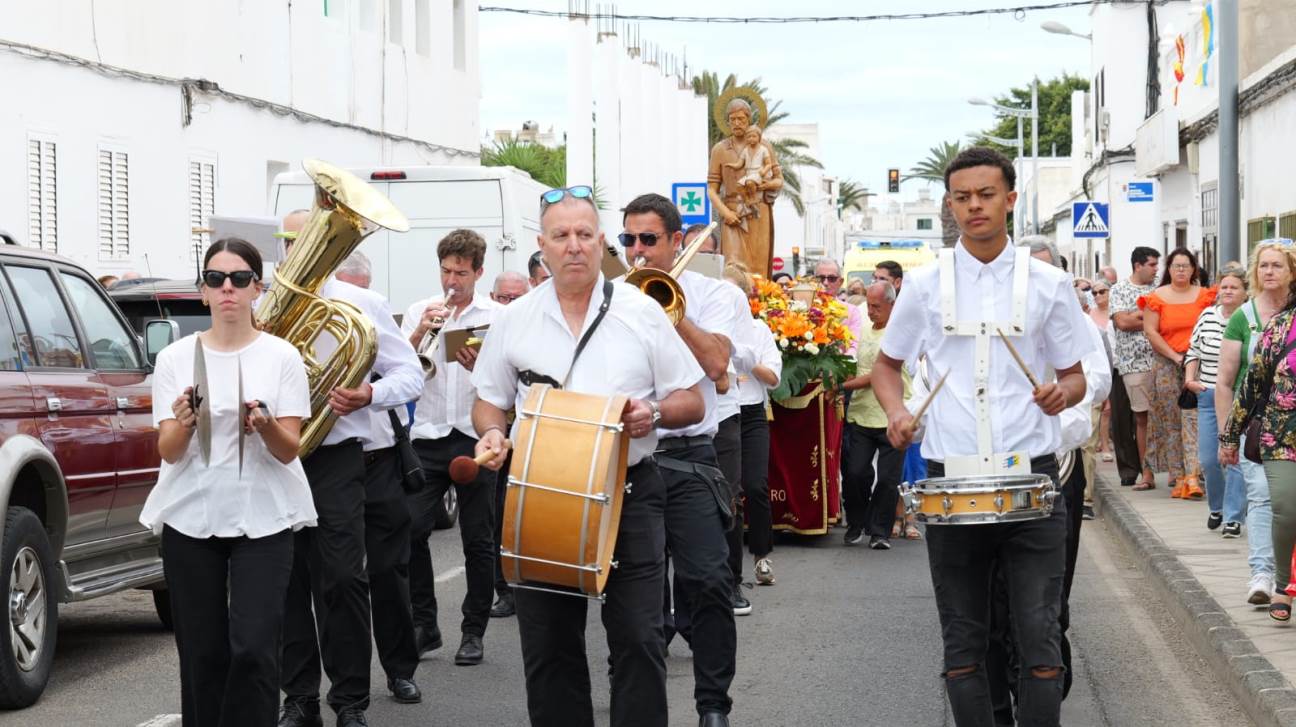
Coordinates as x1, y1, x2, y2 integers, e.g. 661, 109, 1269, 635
925, 457, 1067, 727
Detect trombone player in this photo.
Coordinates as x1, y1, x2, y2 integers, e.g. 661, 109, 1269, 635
400, 229, 502, 667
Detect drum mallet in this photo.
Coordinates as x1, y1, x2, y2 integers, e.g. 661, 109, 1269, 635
995, 328, 1041, 390
449, 440, 512, 485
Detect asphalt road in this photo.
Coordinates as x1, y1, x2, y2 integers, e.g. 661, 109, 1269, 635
2, 517, 1249, 727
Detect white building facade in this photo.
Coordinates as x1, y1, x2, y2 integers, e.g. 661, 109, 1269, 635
5, 0, 481, 280
765, 123, 844, 270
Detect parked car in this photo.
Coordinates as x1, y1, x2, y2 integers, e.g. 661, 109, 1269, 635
108, 280, 459, 530
0, 234, 171, 707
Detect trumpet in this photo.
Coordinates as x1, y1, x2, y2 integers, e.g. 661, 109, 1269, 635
624, 221, 717, 326
416, 289, 458, 379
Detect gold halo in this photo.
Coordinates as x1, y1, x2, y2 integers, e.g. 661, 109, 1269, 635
714, 86, 769, 138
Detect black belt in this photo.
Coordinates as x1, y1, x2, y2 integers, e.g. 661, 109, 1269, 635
655, 434, 713, 453
363, 446, 395, 466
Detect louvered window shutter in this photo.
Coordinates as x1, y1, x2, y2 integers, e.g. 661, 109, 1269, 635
189, 161, 216, 264
97, 149, 129, 258
27, 138, 57, 252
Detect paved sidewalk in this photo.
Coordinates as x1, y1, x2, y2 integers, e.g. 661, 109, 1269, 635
1096, 460, 1296, 727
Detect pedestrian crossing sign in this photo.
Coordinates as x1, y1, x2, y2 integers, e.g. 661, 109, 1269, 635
1072, 201, 1110, 239
672, 182, 711, 226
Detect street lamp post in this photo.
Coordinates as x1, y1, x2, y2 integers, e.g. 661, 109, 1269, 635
969, 95, 1037, 234
1040, 20, 1092, 40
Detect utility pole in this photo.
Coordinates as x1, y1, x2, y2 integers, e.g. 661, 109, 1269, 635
1031, 77, 1040, 235
1218, 0, 1240, 266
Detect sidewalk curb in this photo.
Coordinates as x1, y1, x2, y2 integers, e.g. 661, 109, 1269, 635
1096, 475, 1296, 727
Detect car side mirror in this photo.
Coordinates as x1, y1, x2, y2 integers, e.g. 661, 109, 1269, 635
144, 319, 179, 366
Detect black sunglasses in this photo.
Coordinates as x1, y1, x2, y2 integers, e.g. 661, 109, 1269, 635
815, 274, 841, 283
617, 232, 664, 248
201, 269, 259, 289
540, 185, 594, 212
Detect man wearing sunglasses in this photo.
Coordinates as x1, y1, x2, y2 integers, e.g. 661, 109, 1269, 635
814, 258, 864, 356
620, 193, 748, 727
470, 186, 705, 727
275, 211, 426, 727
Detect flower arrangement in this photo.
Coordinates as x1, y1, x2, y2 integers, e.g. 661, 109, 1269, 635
750, 275, 856, 401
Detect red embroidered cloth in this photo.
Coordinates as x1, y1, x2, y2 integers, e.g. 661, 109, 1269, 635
767, 387, 842, 535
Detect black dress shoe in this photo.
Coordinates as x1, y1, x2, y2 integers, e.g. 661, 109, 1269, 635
387, 676, 422, 704
699, 712, 730, 727
490, 592, 516, 618
278, 697, 323, 727
414, 624, 443, 657
454, 633, 484, 665
336, 707, 368, 727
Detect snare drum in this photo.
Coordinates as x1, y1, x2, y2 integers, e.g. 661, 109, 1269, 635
501, 385, 629, 600
902, 474, 1058, 525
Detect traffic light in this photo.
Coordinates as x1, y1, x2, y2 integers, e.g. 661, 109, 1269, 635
887, 169, 900, 194
791, 246, 801, 275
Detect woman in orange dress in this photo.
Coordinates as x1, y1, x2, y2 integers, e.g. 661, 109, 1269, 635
1140, 248, 1216, 498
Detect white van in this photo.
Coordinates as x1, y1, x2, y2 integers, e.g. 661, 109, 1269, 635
269, 165, 549, 314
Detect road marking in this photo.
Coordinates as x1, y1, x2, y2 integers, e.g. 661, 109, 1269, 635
138, 716, 181, 727
435, 565, 465, 583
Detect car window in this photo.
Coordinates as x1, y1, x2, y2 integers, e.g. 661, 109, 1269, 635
5, 266, 84, 368
61, 273, 143, 370
0, 276, 26, 371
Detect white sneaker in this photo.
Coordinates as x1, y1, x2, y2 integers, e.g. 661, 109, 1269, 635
754, 557, 775, 586
1248, 573, 1274, 606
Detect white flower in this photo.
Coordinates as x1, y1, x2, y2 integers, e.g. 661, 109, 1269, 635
805, 343, 820, 355
778, 338, 789, 348
804, 331, 815, 341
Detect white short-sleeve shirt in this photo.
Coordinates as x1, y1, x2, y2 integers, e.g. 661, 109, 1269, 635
659, 270, 743, 438
471, 275, 705, 466
879, 241, 1091, 461
737, 317, 782, 406
141, 332, 318, 538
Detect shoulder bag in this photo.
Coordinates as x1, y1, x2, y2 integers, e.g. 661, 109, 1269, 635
1243, 326, 1296, 464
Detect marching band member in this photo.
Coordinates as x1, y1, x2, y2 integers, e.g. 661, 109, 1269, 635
276, 211, 424, 727
147, 239, 314, 727
872, 147, 1089, 727
471, 186, 704, 726
620, 193, 747, 727
401, 229, 502, 666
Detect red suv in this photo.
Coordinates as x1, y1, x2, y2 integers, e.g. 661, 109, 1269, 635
0, 236, 170, 707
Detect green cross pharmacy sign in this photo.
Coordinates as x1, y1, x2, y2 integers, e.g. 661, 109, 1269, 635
672, 182, 711, 226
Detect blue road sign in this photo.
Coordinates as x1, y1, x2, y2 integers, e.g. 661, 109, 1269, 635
1072, 201, 1110, 239
672, 182, 711, 226
1127, 181, 1154, 203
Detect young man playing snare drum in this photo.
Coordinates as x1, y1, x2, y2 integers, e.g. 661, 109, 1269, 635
870, 147, 1090, 727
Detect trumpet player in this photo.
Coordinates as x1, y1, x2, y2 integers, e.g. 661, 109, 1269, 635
400, 229, 501, 667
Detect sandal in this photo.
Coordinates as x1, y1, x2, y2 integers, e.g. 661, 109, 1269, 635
1132, 480, 1156, 491
1270, 600, 1292, 622
891, 520, 903, 539
1101, 452, 1114, 462
904, 523, 922, 540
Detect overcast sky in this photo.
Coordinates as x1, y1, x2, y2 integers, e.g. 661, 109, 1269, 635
479, 0, 1093, 199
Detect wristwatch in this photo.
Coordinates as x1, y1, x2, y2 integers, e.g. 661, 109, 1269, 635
648, 400, 662, 427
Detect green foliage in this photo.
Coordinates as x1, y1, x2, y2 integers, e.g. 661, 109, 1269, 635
481, 138, 567, 189
690, 71, 821, 217
904, 141, 962, 248
836, 178, 870, 217
771, 351, 856, 402
978, 73, 1090, 158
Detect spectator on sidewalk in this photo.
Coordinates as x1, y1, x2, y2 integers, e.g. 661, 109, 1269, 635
1110, 247, 1161, 490
874, 260, 903, 293
1140, 248, 1215, 500
1089, 280, 1115, 463
1221, 289, 1296, 621
1100, 266, 1119, 286
1186, 266, 1248, 537
841, 281, 907, 550
1217, 241, 1295, 606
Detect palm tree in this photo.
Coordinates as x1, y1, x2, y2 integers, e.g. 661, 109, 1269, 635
903, 140, 962, 248
691, 71, 822, 216
481, 137, 566, 189
835, 178, 870, 218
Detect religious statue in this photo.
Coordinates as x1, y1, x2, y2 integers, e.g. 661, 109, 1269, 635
708, 88, 783, 277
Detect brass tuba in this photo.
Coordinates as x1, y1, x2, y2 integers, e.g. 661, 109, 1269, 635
623, 221, 718, 326
255, 159, 410, 458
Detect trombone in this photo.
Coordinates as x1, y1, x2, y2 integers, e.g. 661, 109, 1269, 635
416, 288, 458, 379
623, 222, 718, 326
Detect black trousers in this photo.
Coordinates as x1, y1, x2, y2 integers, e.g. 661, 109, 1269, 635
516, 459, 668, 727
281, 440, 372, 713
363, 447, 418, 681
926, 457, 1067, 727
164, 526, 293, 727
733, 404, 773, 573
1109, 367, 1142, 483
842, 424, 904, 537
494, 450, 515, 600
408, 430, 496, 637
658, 438, 737, 717
713, 413, 745, 585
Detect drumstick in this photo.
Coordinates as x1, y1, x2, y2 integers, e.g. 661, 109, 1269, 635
449, 439, 513, 485
996, 327, 1041, 390
912, 370, 948, 422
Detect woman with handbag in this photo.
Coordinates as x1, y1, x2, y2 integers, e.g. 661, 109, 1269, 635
144, 238, 315, 725
1185, 267, 1248, 536
1140, 248, 1216, 498
1218, 242, 1296, 612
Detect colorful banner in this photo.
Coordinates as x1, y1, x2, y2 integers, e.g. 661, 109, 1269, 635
1196, 2, 1215, 87
767, 387, 843, 535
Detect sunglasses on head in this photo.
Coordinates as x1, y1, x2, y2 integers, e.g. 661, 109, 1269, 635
201, 270, 259, 289
540, 185, 594, 212
617, 231, 665, 247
